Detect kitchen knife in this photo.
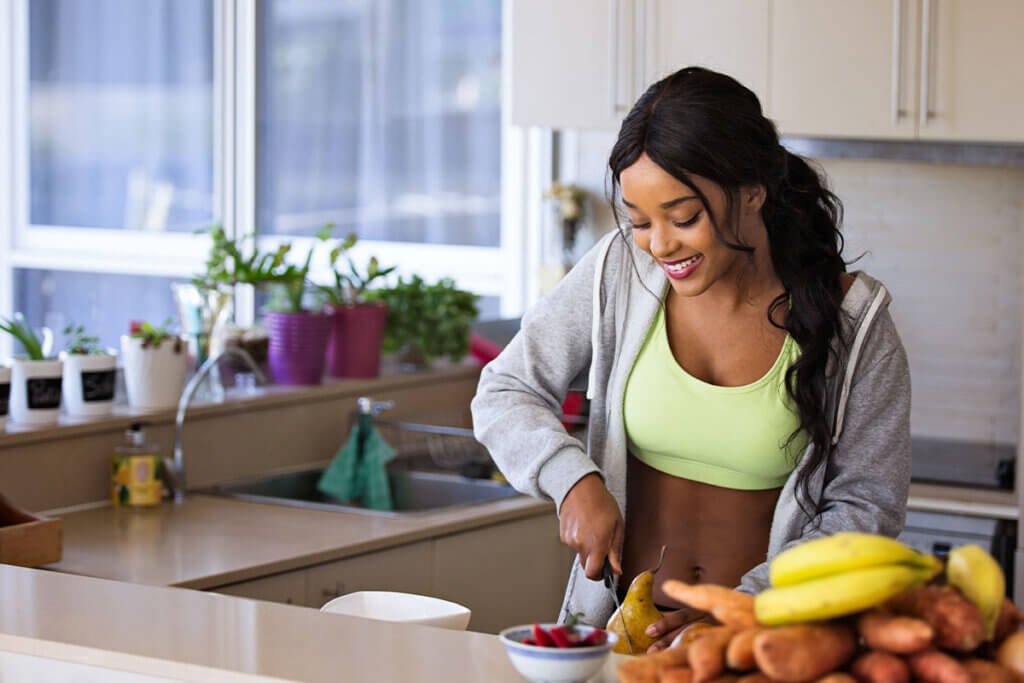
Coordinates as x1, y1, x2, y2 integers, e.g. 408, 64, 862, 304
602, 558, 634, 654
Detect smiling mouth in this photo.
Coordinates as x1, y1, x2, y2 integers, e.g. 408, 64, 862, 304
662, 254, 701, 274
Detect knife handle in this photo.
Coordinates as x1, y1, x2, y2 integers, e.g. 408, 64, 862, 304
601, 557, 616, 589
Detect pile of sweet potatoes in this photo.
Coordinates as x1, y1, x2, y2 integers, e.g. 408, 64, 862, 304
616, 583, 1024, 683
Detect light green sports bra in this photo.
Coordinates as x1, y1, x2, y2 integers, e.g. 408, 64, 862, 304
623, 307, 807, 490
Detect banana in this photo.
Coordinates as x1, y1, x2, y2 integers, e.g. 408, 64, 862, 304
770, 532, 939, 587
946, 544, 1005, 640
755, 564, 934, 626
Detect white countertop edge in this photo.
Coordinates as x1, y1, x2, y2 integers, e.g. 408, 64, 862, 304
906, 495, 1018, 520
0, 633, 287, 683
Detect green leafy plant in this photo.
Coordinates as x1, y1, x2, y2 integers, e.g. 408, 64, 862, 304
0, 313, 48, 360
130, 318, 183, 352
193, 223, 292, 291
264, 224, 335, 313
366, 276, 480, 363
64, 323, 103, 355
314, 233, 397, 306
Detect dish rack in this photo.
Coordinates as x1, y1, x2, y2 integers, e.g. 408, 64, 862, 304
356, 397, 494, 477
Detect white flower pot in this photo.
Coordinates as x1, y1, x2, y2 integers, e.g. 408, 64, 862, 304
120, 335, 188, 411
9, 358, 63, 426
0, 366, 10, 431
60, 352, 117, 418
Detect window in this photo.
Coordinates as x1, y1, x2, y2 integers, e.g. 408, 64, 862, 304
0, 0, 516, 359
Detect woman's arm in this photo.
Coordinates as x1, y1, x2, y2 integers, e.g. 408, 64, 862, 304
471, 234, 615, 512
738, 312, 912, 593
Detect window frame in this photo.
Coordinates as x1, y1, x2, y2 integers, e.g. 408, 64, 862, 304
0, 0, 529, 356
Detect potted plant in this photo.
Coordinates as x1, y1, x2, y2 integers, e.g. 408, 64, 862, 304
367, 276, 480, 372
60, 323, 117, 418
120, 319, 188, 411
0, 363, 9, 431
259, 226, 333, 385
314, 233, 396, 378
0, 314, 62, 425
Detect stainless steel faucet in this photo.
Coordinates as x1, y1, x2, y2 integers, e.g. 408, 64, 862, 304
167, 347, 268, 504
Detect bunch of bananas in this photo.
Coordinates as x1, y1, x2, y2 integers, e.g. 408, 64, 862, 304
754, 532, 943, 625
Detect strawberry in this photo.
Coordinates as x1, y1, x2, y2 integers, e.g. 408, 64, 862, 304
532, 624, 555, 647
578, 629, 607, 646
548, 625, 573, 648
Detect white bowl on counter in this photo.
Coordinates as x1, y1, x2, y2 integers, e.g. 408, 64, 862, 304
498, 623, 618, 683
320, 591, 471, 630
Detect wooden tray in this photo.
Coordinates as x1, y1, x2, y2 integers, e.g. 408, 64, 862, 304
0, 493, 62, 567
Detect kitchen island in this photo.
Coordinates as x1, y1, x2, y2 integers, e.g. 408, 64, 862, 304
0, 564, 623, 682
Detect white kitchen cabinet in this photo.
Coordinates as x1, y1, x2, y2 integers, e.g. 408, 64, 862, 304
305, 541, 434, 609
771, 0, 1024, 142
509, 1, 771, 132
433, 515, 572, 634
917, 0, 1024, 142
508, 0, 637, 131
770, 0, 919, 139
649, 0, 770, 105
214, 569, 309, 607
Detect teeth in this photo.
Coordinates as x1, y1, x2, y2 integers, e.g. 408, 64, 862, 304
665, 255, 700, 273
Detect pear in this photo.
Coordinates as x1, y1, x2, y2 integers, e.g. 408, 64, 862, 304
606, 545, 666, 655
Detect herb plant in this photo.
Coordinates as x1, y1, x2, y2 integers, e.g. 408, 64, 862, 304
367, 276, 480, 363
0, 313, 48, 360
64, 323, 103, 355
130, 319, 183, 352
314, 233, 396, 306
264, 224, 334, 313
193, 223, 292, 291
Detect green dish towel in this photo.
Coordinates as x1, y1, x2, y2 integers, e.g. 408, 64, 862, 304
316, 417, 397, 511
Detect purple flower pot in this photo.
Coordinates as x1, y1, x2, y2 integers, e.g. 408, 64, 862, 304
264, 311, 332, 385
325, 302, 389, 378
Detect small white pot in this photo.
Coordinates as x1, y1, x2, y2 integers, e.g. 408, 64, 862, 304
9, 358, 63, 426
60, 352, 117, 417
120, 335, 188, 411
0, 365, 10, 431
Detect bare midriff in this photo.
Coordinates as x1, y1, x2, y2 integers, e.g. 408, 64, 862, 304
620, 453, 781, 609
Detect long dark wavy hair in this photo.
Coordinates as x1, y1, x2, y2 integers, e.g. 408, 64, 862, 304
608, 66, 848, 516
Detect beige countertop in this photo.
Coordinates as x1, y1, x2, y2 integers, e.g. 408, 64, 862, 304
0, 564, 623, 682
45, 493, 554, 589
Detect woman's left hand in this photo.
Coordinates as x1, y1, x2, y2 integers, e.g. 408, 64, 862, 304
644, 608, 708, 653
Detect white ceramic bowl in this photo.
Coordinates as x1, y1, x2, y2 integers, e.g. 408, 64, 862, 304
498, 623, 618, 683
320, 591, 471, 630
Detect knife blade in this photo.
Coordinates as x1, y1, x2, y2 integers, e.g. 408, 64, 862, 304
602, 558, 634, 654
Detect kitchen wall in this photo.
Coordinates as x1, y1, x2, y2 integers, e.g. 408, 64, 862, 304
559, 131, 1024, 447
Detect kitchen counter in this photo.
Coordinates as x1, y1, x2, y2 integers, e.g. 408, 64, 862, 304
45, 493, 554, 589
0, 564, 624, 682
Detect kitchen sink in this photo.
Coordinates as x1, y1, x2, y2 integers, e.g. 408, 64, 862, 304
205, 467, 521, 517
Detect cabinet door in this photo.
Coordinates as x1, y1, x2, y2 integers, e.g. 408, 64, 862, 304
306, 541, 434, 609
509, 0, 636, 130
214, 569, 308, 607
650, 0, 770, 106
433, 515, 572, 634
917, 0, 1024, 142
770, 0, 919, 139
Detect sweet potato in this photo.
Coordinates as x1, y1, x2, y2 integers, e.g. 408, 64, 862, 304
850, 650, 909, 683
662, 581, 756, 614
658, 668, 694, 683
753, 623, 857, 683
813, 675, 856, 683
618, 656, 660, 683
962, 658, 1017, 683
736, 675, 775, 683
725, 628, 762, 672
856, 609, 934, 654
675, 622, 718, 647
713, 605, 759, 630
996, 631, 1024, 679
689, 629, 735, 683
886, 585, 985, 652
907, 649, 970, 683
995, 598, 1024, 644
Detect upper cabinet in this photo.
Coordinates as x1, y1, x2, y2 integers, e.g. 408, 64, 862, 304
770, 0, 1024, 142
508, 0, 769, 132
509, 0, 1024, 143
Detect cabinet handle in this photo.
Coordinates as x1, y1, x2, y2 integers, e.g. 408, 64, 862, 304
919, 0, 935, 127
608, 0, 632, 118
891, 0, 906, 123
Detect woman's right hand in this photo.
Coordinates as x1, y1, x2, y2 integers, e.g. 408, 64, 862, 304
559, 473, 625, 581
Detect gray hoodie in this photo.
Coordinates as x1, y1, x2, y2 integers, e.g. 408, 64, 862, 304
471, 230, 911, 626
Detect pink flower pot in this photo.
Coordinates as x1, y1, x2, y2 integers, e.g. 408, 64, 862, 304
325, 302, 389, 378
264, 311, 332, 385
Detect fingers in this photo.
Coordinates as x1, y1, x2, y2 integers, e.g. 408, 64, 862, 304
583, 548, 605, 580
647, 628, 682, 654
609, 518, 625, 575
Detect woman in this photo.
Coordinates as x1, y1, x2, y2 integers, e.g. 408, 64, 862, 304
471, 67, 911, 652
